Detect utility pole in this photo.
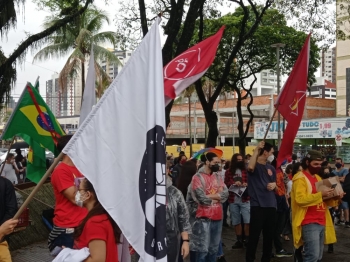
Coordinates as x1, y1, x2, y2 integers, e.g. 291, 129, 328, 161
188, 96, 192, 157
271, 43, 285, 150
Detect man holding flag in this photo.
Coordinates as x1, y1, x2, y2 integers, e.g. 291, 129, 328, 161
48, 135, 87, 253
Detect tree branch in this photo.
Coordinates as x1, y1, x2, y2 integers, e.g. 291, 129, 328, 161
0, 0, 93, 75
209, 0, 273, 106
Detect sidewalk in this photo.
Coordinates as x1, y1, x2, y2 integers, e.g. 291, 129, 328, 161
12, 241, 52, 262
11, 224, 350, 262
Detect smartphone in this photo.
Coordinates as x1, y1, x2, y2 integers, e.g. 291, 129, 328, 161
331, 183, 337, 189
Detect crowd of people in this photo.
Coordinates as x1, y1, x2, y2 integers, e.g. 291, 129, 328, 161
0, 135, 348, 262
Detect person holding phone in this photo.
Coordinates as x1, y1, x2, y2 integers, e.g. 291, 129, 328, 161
291, 150, 342, 262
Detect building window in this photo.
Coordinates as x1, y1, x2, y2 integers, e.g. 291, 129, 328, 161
262, 72, 267, 76
262, 78, 267, 82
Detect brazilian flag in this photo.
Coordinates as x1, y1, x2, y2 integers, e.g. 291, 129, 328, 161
1, 81, 65, 183
1, 81, 65, 155
20, 134, 47, 183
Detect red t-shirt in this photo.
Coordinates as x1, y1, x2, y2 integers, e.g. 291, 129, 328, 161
51, 162, 87, 227
75, 214, 118, 262
301, 171, 326, 226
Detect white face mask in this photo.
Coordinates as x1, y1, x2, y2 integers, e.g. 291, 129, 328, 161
75, 191, 85, 207
267, 155, 275, 163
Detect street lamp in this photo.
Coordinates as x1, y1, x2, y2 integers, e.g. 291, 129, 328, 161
271, 43, 285, 150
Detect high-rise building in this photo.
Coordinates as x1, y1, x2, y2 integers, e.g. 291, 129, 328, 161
100, 49, 132, 80
309, 77, 336, 99
244, 69, 288, 97
336, 0, 350, 116
320, 47, 336, 83
46, 73, 82, 117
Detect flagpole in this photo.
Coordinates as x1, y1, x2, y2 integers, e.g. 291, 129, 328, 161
0, 137, 16, 176
13, 152, 64, 220
263, 107, 278, 141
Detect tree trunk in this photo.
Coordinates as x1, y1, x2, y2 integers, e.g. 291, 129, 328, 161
238, 138, 246, 156
204, 110, 218, 148
81, 59, 85, 106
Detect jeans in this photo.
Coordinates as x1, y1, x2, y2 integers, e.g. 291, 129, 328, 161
302, 223, 325, 262
217, 240, 224, 257
195, 219, 223, 262
229, 201, 250, 225
274, 211, 286, 252
246, 207, 276, 262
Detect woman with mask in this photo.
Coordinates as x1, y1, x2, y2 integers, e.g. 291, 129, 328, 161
74, 178, 121, 262
189, 152, 228, 262
224, 153, 249, 249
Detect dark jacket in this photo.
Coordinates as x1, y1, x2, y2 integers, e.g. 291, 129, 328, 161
0, 177, 18, 226
171, 164, 182, 187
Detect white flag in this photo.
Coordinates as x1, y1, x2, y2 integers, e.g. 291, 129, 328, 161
63, 18, 167, 262
79, 47, 96, 125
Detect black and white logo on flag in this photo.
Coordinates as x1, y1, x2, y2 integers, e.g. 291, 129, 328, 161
139, 125, 167, 260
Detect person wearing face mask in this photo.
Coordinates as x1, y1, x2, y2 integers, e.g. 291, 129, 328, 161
332, 157, 349, 227
73, 178, 120, 261
224, 154, 250, 249
291, 150, 342, 262
190, 152, 228, 262
1, 154, 19, 185
172, 155, 187, 188
246, 141, 277, 262
48, 135, 88, 254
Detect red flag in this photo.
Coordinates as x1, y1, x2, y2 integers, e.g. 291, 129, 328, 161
164, 26, 225, 105
276, 34, 311, 167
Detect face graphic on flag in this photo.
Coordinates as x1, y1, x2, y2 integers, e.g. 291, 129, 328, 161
139, 125, 167, 260
19, 105, 55, 136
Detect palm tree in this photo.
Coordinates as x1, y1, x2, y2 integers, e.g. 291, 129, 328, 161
33, 6, 120, 97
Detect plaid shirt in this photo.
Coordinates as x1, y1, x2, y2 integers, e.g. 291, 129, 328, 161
224, 168, 250, 203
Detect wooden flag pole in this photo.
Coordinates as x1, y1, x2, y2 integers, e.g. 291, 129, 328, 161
13, 152, 64, 219
15, 187, 54, 209
0, 137, 16, 177
263, 107, 278, 141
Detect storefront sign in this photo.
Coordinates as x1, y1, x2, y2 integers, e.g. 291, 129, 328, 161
254, 117, 350, 140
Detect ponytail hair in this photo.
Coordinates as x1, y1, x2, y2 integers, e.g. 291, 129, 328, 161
74, 179, 122, 243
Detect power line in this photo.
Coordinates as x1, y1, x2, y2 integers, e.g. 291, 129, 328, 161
25, 61, 59, 74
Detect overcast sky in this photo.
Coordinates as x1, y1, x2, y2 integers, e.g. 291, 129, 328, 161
1, 0, 118, 99
1, 1, 335, 101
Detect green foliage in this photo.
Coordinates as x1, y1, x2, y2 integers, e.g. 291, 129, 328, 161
273, 0, 335, 48
33, 6, 120, 92
0, 48, 16, 106
191, 7, 320, 93
337, 0, 350, 40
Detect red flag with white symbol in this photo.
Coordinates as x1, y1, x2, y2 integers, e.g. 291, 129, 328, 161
164, 26, 225, 105
275, 33, 311, 167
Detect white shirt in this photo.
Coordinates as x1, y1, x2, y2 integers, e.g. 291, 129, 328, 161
2, 163, 18, 184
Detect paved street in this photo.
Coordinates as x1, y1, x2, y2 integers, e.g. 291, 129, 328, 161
11, 223, 350, 262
